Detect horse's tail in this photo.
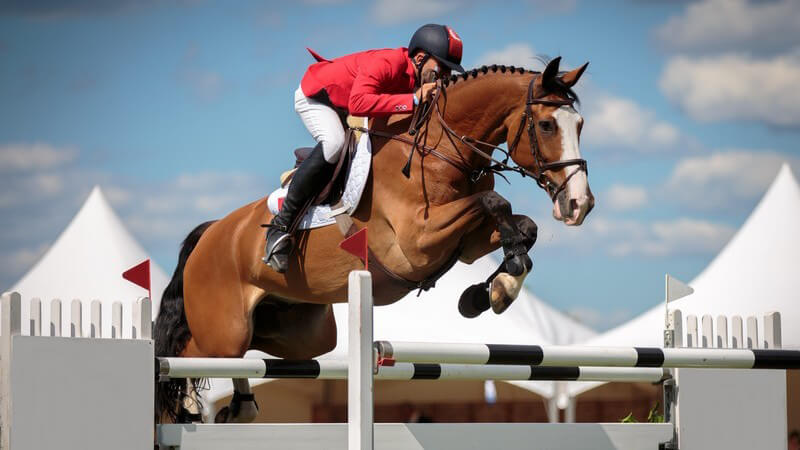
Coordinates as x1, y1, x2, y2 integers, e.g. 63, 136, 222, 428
154, 220, 216, 423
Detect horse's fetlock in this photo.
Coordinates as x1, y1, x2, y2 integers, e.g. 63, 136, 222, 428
516, 217, 538, 249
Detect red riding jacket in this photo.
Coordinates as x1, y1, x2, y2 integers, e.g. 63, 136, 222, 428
300, 47, 417, 117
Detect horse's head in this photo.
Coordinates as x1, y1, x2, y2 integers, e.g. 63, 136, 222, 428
508, 57, 594, 226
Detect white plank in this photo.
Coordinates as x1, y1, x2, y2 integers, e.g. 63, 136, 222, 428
715, 316, 727, 349
90, 300, 102, 338
731, 316, 743, 349
746, 316, 758, 349
112, 302, 123, 339
348, 271, 373, 450
50, 299, 62, 337
686, 315, 698, 348
701, 315, 713, 348
70, 299, 82, 338
157, 423, 674, 450
764, 312, 781, 349
30, 298, 41, 337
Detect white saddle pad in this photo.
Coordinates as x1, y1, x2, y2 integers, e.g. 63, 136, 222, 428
267, 124, 372, 230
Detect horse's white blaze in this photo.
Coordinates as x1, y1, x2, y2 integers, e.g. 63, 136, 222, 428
553, 106, 590, 224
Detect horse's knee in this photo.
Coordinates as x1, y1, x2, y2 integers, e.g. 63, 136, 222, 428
515, 216, 538, 249
480, 191, 511, 215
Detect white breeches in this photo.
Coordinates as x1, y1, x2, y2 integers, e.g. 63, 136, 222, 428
294, 86, 346, 163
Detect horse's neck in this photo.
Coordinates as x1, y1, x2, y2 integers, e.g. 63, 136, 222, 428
435, 73, 530, 151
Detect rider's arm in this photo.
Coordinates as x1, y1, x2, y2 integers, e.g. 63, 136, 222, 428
348, 57, 415, 116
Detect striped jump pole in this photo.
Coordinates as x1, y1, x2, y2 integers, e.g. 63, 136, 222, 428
156, 357, 668, 383
375, 341, 800, 370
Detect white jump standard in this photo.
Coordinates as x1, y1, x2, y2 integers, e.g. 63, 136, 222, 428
375, 341, 800, 369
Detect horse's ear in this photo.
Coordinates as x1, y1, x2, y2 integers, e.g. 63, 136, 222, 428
542, 56, 561, 83
561, 62, 589, 88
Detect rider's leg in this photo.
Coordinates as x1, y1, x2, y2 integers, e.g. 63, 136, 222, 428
263, 87, 345, 272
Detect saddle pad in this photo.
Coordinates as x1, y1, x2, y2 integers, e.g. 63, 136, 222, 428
267, 119, 371, 230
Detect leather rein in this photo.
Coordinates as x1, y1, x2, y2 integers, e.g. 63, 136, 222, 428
352, 74, 588, 201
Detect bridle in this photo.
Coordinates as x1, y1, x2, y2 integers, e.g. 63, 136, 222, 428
356, 73, 588, 201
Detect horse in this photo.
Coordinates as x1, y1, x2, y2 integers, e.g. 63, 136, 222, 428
154, 56, 593, 422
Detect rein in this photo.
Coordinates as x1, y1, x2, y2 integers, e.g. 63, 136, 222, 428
351, 74, 588, 200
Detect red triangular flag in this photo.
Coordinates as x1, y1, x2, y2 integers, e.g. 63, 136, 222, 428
123, 259, 151, 299
339, 228, 368, 270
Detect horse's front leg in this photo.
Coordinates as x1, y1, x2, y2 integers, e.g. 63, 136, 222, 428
458, 209, 538, 318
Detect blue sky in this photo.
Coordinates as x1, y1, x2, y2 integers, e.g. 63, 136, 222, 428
1, 0, 799, 330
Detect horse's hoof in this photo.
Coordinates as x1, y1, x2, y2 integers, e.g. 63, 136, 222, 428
177, 408, 203, 424
489, 270, 527, 314
215, 400, 259, 423
505, 254, 531, 277
214, 406, 230, 423
458, 282, 491, 318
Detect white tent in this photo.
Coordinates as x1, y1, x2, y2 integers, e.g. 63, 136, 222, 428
205, 252, 597, 405
567, 163, 800, 397
5, 186, 169, 339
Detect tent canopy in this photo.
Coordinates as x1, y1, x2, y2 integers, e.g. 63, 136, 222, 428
567, 163, 800, 397
6, 186, 169, 339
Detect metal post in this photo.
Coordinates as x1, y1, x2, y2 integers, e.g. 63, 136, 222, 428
348, 271, 373, 450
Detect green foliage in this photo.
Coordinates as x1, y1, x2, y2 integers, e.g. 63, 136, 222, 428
620, 402, 664, 423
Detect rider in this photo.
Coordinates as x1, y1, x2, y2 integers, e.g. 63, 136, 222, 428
264, 24, 466, 273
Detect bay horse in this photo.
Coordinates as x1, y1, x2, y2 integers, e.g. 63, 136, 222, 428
154, 56, 593, 422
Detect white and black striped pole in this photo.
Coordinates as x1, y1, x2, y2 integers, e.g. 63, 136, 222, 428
375, 341, 800, 369
156, 357, 668, 383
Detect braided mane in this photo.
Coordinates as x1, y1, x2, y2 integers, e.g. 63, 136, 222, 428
441, 64, 535, 87
441, 64, 580, 105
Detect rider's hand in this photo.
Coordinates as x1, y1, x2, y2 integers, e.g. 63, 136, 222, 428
415, 82, 437, 104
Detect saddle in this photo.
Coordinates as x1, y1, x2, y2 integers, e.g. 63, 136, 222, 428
282, 116, 365, 234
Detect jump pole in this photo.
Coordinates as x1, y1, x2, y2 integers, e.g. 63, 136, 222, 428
375, 341, 800, 369
157, 357, 668, 383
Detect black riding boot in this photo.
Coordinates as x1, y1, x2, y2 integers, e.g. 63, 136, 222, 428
263, 143, 336, 272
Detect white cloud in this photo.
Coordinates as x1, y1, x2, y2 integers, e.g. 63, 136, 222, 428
604, 184, 648, 211
527, 0, 576, 14
111, 170, 265, 242
179, 69, 226, 102
524, 208, 734, 258
665, 150, 800, 209
582, 94, 691, 152
0, 143, 76, 172
370, 0, 469, 25
660, 52, 800, 127
475, 43, 539, 70
656, 0, 800, 54
607, 217, 735, 257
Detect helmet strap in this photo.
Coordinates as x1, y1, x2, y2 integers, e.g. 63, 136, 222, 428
414, 52, 431, 87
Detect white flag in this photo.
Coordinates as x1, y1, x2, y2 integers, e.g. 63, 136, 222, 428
665, 274, 693, 303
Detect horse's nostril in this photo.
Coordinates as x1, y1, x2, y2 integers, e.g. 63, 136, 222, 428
569, 199, 578, 213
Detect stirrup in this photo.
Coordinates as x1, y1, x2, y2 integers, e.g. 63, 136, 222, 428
262, 233, 292, 271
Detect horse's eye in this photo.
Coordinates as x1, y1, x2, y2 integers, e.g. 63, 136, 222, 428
539, 120, 555, 134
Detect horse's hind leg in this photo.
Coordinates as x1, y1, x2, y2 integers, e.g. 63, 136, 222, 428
212, 379, 259, 423
181, 282, 260, 423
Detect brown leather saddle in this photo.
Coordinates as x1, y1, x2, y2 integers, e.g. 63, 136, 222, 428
284, 116, 365, 234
